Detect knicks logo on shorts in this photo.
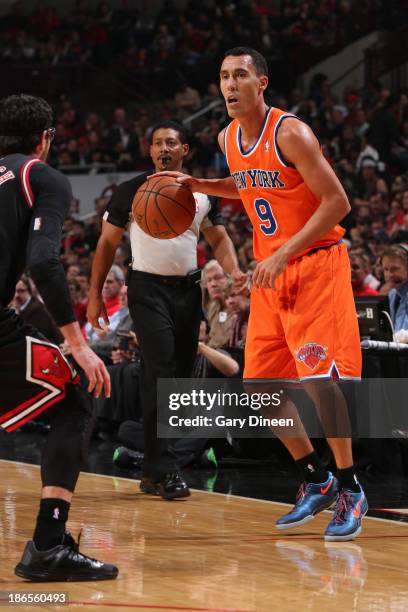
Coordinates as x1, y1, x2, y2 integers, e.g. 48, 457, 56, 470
295, 343, 327, 370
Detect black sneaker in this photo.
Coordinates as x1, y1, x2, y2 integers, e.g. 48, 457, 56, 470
140, 472, 190, 500
15, 532, 118, 582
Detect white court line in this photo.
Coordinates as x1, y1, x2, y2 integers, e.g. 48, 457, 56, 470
1, 458, 407, 527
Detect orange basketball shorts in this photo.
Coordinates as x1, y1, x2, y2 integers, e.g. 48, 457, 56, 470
244, 242, 361, 381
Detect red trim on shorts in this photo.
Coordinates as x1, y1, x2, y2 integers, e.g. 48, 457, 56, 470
1, 389, 66, 433
5, 393, 64, 432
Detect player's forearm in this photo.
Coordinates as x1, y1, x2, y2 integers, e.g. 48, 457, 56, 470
280, 196, 350, 260
89, 237, 118, 296
212, 234, 240, 275
198, 343, 239, 377
194, 177, 241, 199
59, 320, 88, 349
28, 257, 76, 327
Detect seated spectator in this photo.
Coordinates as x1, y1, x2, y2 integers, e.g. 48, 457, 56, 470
65, 263, 80, 282
68, 278, 88, 328
12, 275, 63, 345
382, 245, 408, 337
202, 260, 232, 348
387, 199, 405, 235
95, 329, 141, 428
373, 256, 389, 294
224, 280, 249, 348
350, 254, 380, 296
83, 265, 125, 347
361, 253, 381, 291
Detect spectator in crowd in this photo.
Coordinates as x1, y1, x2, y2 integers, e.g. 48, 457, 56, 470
224, 280, 250, 348
12, 276, 63, 345
350, 254, 380, 297
361, 253, 381, 291
68, 278, 88, 328
84, 274, 127, 361
382, 245, 408, 337
202, 260, 233, 348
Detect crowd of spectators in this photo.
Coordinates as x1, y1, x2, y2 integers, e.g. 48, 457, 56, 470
17, 74, 407, 354
1, 0, 385, 86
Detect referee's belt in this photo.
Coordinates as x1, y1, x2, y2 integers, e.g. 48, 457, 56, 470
131, 268, 202, 288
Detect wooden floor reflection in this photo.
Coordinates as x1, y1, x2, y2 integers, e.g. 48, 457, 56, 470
1, 459, 408, 612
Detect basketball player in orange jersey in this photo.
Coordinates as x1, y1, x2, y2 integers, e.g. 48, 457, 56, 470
150, 47, 367, 541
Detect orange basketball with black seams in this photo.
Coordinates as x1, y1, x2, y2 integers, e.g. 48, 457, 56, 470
132, 176, 196, 239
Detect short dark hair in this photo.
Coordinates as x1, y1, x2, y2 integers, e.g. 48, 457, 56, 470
150, 120, 188, 145
223, 47, 268, 77
0, 94, 53, 156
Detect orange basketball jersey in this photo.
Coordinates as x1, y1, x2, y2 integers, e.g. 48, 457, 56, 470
224, 107, 344, 261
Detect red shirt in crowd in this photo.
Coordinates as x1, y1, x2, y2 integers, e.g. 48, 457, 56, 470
354, 286, 380, 297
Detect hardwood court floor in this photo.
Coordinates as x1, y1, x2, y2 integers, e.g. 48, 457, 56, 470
1, 460, 408, 611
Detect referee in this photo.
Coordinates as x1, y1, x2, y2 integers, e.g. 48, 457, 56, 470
88, 120, 245, 499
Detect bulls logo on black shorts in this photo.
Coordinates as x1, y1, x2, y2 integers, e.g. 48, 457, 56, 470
0, 336, 79, 432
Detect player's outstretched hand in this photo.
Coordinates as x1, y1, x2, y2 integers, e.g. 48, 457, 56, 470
71, 344, 111, 398
147, 170, 199, 190
87, 294, 110, 330
252, 250, 289, 289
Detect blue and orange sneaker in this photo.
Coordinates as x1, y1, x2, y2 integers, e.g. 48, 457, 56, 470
324, 485, 368, 541
276, 472, 339, 530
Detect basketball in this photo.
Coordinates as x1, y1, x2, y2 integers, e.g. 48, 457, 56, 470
132, 176, 196, 239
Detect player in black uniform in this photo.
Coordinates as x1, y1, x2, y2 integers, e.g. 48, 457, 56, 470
87, 121, 245, 499
0, 94, 117, 581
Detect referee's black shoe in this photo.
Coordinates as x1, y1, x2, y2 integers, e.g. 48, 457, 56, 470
15, 532, 118, 582
140, 472, 190, 500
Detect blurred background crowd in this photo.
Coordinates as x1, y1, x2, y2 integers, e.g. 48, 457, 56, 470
2, 0, 408, 450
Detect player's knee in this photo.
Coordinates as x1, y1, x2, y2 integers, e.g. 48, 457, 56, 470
41, 385, 95, 490
303, 379, 342, 409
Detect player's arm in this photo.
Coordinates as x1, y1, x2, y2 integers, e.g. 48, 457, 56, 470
147, 129, 241, 199
197, 343, 239, 377
277, 119, 350, 259
87, 181, 132, 328
202, 225, 246, 291
26, 165, 110, 397
201, 195, 246, 290
203, 225, 238, 274
87, 221, 124, 329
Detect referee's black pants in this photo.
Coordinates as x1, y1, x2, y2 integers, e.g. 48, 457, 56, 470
128, 270, 202, 481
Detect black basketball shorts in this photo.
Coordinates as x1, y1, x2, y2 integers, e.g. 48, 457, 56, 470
0, 327, 79, 433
